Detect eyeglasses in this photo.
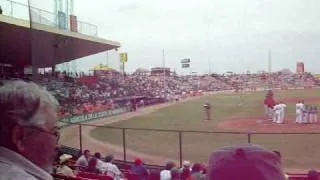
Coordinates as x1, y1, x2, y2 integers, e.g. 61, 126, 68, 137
25, 125, 60, 141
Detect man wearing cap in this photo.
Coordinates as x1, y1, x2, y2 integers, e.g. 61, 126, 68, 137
56, 154, 76, 178
180, 161, 191, 180
207, 144, 286, 180
0, 80, 60, 180
131, 158, 149, 180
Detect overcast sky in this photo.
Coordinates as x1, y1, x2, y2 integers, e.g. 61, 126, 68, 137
4, 0, 320, 74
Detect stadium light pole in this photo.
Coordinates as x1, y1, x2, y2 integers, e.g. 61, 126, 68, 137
268, 49, 272, 89
106, 51, 109, 66
162, 49, 167, 100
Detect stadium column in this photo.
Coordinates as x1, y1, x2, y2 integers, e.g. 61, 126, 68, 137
52, 65, 55, 76
32, 66, 38, 77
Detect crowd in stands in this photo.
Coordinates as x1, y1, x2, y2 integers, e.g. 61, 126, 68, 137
54, 148, 208, 180
0, 69, 319, 119
218, 71, 318, 90
54, 145, 320, 180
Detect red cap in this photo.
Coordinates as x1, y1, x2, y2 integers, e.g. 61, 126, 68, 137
134, 158, 143, 165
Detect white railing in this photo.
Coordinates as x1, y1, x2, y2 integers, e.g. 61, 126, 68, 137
2, 0, 98, 37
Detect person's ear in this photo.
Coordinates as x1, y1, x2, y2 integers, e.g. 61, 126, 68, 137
11, 125, 26, 152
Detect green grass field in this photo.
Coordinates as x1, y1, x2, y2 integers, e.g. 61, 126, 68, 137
90, 89, 320, 169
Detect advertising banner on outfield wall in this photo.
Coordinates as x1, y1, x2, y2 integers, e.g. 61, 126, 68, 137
59, 107, 130, 125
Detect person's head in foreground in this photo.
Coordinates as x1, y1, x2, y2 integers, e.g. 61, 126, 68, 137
94, 152, 101, 159
105, 155, 114, 163
59, 154, 73, 165
0, 80, 59, 179
308, 170, 319, 180
134, 158, 143, 166
83, 149, 91, 159
207, 144, 285, 180
165, 161, 175, 170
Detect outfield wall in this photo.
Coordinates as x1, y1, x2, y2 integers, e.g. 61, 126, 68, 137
59, 107, 130, 127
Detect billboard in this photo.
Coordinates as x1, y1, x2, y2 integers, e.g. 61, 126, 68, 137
182, 64, 190, 68
120, 52, 128, 63
181, 58, 190, 68
181, 58, 191, 63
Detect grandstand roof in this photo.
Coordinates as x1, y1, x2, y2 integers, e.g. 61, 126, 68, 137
0, 14, 120, 68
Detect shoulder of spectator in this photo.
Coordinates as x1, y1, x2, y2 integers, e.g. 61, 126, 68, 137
0, 163, 41, 180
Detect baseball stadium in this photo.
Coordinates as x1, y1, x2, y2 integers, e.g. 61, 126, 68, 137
1, 0, 320, 180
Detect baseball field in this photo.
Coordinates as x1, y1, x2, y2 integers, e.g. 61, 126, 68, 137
60, 89, 320, 172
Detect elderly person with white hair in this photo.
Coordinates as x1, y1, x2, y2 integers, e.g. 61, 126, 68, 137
0, 80, 60, 180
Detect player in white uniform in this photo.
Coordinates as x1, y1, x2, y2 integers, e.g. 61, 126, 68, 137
273, 102, 281, 123
278, 102, 287, 124
315, 106, 318, 123
309, 106, 318, 123
304, 105, 310, 123
296, 101, 305, 124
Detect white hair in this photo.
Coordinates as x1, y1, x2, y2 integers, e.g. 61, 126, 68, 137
0, 80, 59, 127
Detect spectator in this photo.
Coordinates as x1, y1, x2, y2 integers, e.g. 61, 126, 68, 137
100, 155, 123, 179
76, 149, 90, 168
131, 158, 149, 180
207, 144, 285, 180
171, 168, 180, 180
308, 170, 319, 180
0, 80, 59, 179
0, 5, 2, 14
56, 154, 76, 178
94, 152, 103, 169
190, 163, 205, 180
180, 161, 191, 180
160, 161, 175, 180
273, 150, 289, 180
84, 157, 100, 174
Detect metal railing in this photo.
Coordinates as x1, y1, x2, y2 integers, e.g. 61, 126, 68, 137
60, 123, 320, 169
2, 0, 98, 36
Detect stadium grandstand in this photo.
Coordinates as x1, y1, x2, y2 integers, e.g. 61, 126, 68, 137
0, 1, 320, 180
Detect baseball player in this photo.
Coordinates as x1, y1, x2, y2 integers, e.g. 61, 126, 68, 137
315, 106, 318, 123
264, 91, 275, 120
203, 103, 211, 120
296, 100, 305, 124
304, 105, 310, 123
278, 101, 287, 124
264, 95, 269, 119
273, 102, 281, 123
309, 106, 315, 123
